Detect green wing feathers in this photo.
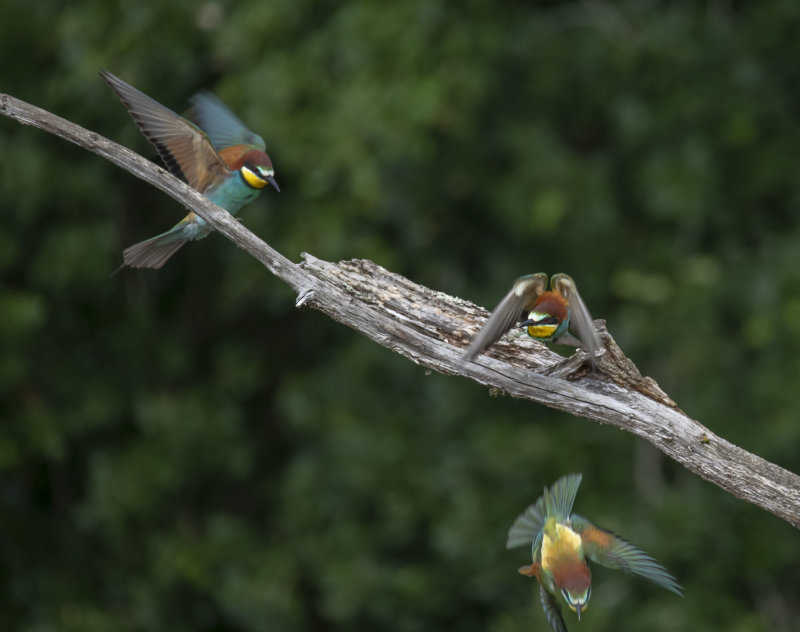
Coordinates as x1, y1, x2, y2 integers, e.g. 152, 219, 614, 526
571, 514, 683, 596
507, 495, 547, 549
190, 92, 265, 151
544, 473, 583, 522
507, 474, 582, 549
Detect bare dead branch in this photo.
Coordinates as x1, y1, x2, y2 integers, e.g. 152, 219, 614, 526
3, 91, 799, 529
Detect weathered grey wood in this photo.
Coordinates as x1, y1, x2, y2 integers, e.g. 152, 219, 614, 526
3, 91, 799, 529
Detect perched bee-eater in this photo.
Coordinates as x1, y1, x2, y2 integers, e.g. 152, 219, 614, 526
463, 273, 602, 362
100, 69, 279, 270
507, 474, 682, 632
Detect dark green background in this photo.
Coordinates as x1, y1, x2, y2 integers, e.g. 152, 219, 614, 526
2, 1, 799, 630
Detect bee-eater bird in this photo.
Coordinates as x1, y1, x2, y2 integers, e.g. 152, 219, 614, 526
507, 473, 682, 632
100, 69, 279, 270
462, 273, 602, 362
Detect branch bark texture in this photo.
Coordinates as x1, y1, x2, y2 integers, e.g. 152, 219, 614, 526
3, 92, 799, 529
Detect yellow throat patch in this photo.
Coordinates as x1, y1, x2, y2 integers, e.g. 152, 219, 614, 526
241, 165, 269, 189
526, 311, 558, 339
527, 323, 558, 339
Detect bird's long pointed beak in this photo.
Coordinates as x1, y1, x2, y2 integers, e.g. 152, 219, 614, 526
268, 176, 280, 192
576, 604, 582, 621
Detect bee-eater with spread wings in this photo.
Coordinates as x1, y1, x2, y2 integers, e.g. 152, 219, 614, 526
100, 69, 279, 270
507, 474, 682, 632
463, 274, 602, 362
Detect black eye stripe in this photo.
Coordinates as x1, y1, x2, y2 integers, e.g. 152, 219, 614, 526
242, 165, 262, 177
525, 314, 559, 326
242, 163, 272, 179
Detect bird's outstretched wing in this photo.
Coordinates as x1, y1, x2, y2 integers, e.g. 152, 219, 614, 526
463, 273, 547, 361
190, 92, 265, 152
100, 69, 227, 191
507, 473, 582, 549
507, 495, 546, 550
551, 274, 602, 358
544, 473, 583, 523
571, 514, 683, 596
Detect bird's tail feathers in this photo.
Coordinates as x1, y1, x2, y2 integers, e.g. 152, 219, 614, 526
539, 584, 568, 632
114, 232, 188, 272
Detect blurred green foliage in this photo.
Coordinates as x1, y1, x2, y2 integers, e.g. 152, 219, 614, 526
2, 1, 800, 631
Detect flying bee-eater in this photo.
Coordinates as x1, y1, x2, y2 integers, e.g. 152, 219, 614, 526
507, 474, 682, 632
100, 69, 279, 270
462, 273, 602, 362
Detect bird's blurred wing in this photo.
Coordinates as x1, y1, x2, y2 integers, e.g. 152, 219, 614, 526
463, 273, 547, 361
507, 495, 546, 549
572, 514, 683, 596
551, 274, 602, 358
543, 473, 583, 522
190, 92, 266, 151
100, 69, 226, 191
539, 584, 568, 632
